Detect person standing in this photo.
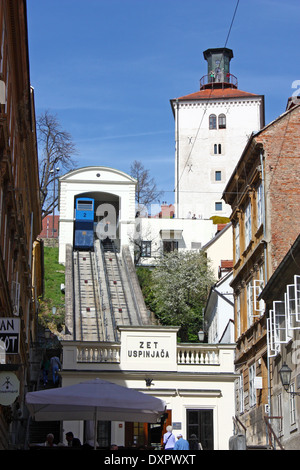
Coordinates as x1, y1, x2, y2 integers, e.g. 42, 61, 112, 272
163, 425, 176, 450
65, 431, 81, 447
188, 434, 203, 450
41, 355, 50, 387
50, 355, 61, 386
174, 434, 189, 450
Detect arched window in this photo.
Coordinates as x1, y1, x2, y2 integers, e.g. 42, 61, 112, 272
218, 114, 226, 129
209, 114, 217, 129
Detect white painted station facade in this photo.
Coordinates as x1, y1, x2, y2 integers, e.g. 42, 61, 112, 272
61, 327, 236, 449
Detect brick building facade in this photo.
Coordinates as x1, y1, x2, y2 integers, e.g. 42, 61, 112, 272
0, 0, 41, 449
39, 215, 59, 239
223, 102, 300, 447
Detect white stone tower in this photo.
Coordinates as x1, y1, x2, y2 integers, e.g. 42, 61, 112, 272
171, 48, 265, 220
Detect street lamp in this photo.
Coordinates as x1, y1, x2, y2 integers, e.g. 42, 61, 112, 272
279, 363, 300, 396
44, 328, 51, 340
198, 330, 205, 342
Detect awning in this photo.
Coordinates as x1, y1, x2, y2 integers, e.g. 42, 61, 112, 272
160, 229, 183, 240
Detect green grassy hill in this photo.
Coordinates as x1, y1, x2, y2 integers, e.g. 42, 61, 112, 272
39, 246, 65, 333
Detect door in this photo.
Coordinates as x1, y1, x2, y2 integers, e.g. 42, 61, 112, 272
187, 409, 214, 450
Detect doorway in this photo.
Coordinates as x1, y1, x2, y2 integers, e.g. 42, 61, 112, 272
125, 410, 171, 450
186, 409, 214, 450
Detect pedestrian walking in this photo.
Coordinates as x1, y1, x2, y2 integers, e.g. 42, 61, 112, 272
163, 425, 176, 450
174, 434, 189, 450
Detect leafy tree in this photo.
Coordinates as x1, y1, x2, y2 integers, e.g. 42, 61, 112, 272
151, 250, 215, 342
38, 110, 77, 218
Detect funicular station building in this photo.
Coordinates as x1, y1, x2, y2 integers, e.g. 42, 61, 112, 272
57, 166, 236, 450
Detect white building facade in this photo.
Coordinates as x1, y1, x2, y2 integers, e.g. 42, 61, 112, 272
204, 272, 234, 344
58, 166, 137, 264
134, 215, 215, 266
171, 48, 264, 220
61, 326, 236, 450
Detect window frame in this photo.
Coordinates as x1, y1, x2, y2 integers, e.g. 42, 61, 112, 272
215, 202, 222, 211
238, 372, 244, 414
245, 201, 252, 247
247, 280, 254, 328
218, 113, 226, 129
234, 221, 240, 262
257, 182, 263, 228
215, 170, 222, 181
236, 293, 241, 338
209, 114, 217, 129
141, 240, 151, 257
249, 363, 256, 408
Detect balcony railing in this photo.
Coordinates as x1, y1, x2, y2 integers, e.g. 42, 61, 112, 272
62, 341, 235, 372
77, 342, 120, 363
200, 73, 238, 90
177, 344, 219, 365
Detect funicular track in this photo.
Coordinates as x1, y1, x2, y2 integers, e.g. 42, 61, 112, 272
72, 239, 143, 343
73, 250, 105, 342
102, 240, 131, 327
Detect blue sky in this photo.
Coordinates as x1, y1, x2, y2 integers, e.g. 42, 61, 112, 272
26, 0, 300, 205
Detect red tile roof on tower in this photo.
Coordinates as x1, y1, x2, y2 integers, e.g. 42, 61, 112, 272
176, 88, 261, 101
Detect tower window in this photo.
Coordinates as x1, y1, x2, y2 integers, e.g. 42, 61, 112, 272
209, 114, 217, 129
214, 144, 222, 155
215, 171, 221, 181
215, 202, 222, 211
218, 114, 226, 129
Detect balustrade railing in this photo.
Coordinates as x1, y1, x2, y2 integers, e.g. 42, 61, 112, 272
74, 342, 221, 366
177, 344, 220, 365
77, 343, 120, 363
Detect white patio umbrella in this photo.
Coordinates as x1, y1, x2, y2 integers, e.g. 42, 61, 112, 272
25, 378, 165, 449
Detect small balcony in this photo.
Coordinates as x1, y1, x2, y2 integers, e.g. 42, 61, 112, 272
200, 73, 238, 90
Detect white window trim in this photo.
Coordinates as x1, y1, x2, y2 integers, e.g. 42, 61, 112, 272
289, 383, 296, 426
235, 222, 240, 261
236, 294, 241, 338
257, 182, 263, 228
239, 373, 244, 414
245, 202, 252, 247
247, 281, 254, 328
249, 363, 256, 407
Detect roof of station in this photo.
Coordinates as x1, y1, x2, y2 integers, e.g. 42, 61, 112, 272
59, 166, 137, 184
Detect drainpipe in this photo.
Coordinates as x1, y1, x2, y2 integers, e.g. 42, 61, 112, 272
260, 151, 271, 419
176, 99, 179, 217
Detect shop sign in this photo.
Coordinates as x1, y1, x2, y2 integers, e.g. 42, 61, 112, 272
0, 372, 20, 405
0, 318, 20, 354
